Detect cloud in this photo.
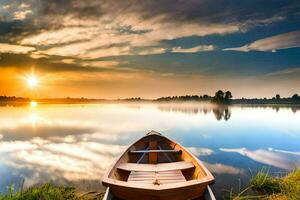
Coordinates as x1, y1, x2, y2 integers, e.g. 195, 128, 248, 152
41, 44, 131, 59
172, 45, 214, 53
9, 0, 242, 59
239, 15, 286, 31
20, 27, 99, 46
223, 30, 300, 52
266, 67, 300, 76
0, 43, 35, 54
1, 1, 33, 21
2, 4, 10, 9
80, 61, 128, 68
13, 10, 32, 20
137, 47, 167, 55
20, 3, 30, 9
0, 0, 298, 80
61, 59, 76, 64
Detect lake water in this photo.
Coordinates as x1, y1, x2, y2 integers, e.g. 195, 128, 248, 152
0, 103, 300, 198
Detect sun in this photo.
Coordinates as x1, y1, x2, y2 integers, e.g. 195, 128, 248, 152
30, 101, 37, 107
26, 76, 39, 88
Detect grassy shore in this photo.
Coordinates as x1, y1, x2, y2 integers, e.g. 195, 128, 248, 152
0, 183, 104, 200
1, 169, 298, 200
227, 168, 300, 200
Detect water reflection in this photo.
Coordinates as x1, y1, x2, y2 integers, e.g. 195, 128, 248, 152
157, 103, 232, 121
213, 108, 231, 121
0, 103, 299, 198
30, 101, 37, 108
0, 139, 124, 190
238, 104, 300, 113
220, 148, 300, 170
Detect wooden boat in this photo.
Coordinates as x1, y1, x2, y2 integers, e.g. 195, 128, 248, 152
102, 131, 215, 200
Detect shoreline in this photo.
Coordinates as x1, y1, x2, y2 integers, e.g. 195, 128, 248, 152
1, 169, 298, 200
1, 100, 300, 106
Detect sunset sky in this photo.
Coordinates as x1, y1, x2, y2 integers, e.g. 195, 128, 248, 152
0, 0, 300, 99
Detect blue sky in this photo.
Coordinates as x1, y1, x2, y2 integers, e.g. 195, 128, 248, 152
0, 0, 300, 98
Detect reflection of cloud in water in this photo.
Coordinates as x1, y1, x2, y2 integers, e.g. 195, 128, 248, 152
203, 162, 244, 175
269, 148, 300, 156
187, 147, 214, 156
186, 147, 243, 175
0, 141, 38, 153
220, 148, 300, 170
0, 125, 96, 141
0, 138, 125, 190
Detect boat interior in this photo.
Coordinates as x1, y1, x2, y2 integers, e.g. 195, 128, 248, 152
109, 132, 209, 186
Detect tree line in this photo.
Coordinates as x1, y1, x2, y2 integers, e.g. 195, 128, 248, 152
0, 96, 29, 102
233, 93, 300, 105
1, 92, 300, 105
154, 90, 300, 105
154, 90, 233, 104
155, 94, 212, 102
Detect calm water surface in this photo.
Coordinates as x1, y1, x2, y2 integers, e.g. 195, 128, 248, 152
0, 103, 300, 198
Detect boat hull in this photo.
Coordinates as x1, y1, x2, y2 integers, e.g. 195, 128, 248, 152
103, 185, 216, 200
109, 183, 207, 200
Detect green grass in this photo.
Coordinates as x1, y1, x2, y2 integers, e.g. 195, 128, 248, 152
250, 168, 281, 194
279, 169, 300, 200
0, 183, 104, 200
250, 168, 300, 200
224, 187, 258, 200
224, 168, 300, 200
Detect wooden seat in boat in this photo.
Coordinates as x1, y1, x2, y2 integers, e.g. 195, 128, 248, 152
128, 170, 186, 185
102, 131, 215, 200
117, 161, 194, 172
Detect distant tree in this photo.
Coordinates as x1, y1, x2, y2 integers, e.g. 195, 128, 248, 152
212, 90, 233, 104
215, 90, 224, 100
225, 91, 233, 100
292, 94, 298, 99
275, 94, 280, 100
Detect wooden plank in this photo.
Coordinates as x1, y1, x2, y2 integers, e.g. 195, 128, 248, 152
149, 141, 157, 164
117, 161, 194, 172
128, 170, 186, 185
130, 150, 181, 153
128, 171, 155, 182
